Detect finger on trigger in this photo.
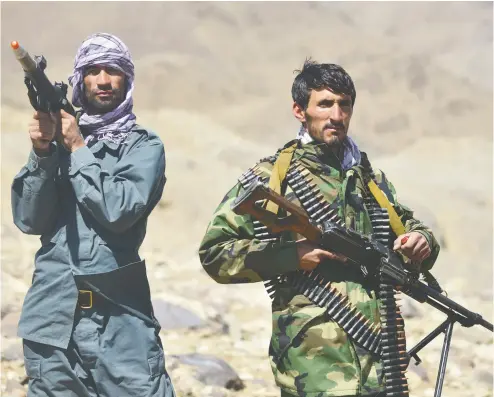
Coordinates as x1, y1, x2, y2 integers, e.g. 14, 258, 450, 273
323, 250, 344, 263
329, 251, 347, 263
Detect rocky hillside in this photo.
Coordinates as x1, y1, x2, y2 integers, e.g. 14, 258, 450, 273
1, 2, 492, 396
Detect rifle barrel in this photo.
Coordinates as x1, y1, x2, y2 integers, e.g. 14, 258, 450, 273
415, 280, 493, 331
232, 179, 494, 334
11, 41, 37, 73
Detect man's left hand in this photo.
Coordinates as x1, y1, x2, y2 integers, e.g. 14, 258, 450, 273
393, 232, 431, 263
57, 109, 85, 153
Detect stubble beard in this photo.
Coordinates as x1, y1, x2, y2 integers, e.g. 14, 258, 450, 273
324, 135, 342, 148
309, 126, 343, 149
307, 125, 346, 157
325, 135, 345, 158
84, 88, 125, 114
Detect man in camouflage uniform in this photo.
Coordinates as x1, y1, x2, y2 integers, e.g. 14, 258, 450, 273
198, 60, 440, 397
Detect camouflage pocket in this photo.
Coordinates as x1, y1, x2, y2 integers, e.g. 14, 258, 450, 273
270, 295, 358, 393
271, 295, 324, 362
270, 294, 360, 394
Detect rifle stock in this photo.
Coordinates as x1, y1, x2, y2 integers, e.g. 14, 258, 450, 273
232, 178, 322, 241
232, 179, 493, 333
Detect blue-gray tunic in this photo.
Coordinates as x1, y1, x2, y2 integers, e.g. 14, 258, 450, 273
12, 125, 165, 347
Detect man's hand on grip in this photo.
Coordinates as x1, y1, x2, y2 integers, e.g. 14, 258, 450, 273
393, 232, 431, 270
29, 111, 56, 155
57, 109, 85, 153
296, 239, 347, 271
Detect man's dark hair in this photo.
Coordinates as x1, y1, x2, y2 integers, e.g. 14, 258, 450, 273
292, 59, 356, 109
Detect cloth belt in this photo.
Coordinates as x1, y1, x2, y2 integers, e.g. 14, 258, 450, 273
264, 143, 408, 238
367, 179, 406, 236
265, 143, 298, 215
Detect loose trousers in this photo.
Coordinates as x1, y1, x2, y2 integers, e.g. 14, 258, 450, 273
23, 298, 176, 397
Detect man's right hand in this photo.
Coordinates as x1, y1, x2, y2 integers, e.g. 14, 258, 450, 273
296, 239, 347, 271
29, 111, 57, 155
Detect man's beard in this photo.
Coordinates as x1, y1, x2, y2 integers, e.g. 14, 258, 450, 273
324, 135, 342, 148
308, 126, 344, 148
324, 135, 345, 159
84, 87, 125, 114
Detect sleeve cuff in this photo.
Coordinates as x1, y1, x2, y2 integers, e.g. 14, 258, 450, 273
269, 241, 300, 274
246, 240, 300, 278
67, 145, 97, 176
413, 229, 432, 248
27, 144, 58, 173
412, 229, 439, 271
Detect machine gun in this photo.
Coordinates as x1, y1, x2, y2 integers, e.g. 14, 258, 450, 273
232, 179, 493, 397
11, 41, 75, 116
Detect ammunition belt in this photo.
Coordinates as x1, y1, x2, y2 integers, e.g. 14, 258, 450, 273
239, 156, 409, 395
364, 195, 391, 245
238, 162, 286, 299
365, 188, 409, 396
285, 163, 382, 355
286, 162, 409, 396
238, 164, 277, 243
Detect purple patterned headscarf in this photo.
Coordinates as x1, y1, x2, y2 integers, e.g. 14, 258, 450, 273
68, 32, 136, 145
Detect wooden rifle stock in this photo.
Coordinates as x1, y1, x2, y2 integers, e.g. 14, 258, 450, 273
231, 178, 494, 334
231, 176, 493, 397
231, 179, 322, 241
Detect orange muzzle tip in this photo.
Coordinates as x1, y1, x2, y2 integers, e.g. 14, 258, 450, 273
11, 41, 19, 50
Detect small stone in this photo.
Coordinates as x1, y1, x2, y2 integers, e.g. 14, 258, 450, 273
9, 390, 26, 397
209, 314, 230, 335
173, 353, 245, 390
1, 341, 23, 361
1, 303, 13, 319
2, 312, 21, 337
5, 378, 24, 392
475, 369, 493, 386
152, 299, 204, 330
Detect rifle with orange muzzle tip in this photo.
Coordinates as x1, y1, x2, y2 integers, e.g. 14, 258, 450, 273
11, 41, 75, 116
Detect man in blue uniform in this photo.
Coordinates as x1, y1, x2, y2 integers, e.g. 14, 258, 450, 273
12, 32, 175, 397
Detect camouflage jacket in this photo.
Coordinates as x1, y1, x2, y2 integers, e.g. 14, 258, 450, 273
199, 140, 440, 397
